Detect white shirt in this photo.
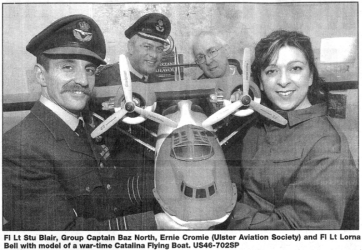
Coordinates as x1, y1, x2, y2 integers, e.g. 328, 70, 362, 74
127, 57, 148, 82
40, 95, 80, 131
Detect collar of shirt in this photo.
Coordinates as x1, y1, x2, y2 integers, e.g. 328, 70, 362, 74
127, 57, 148, 82
40, 95, 80, 131
264, 102, 327, 131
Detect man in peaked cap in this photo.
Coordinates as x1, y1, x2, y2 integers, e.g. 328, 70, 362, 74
93, 12, 171, 157
89, 13, 189, 230
3, 14, 182, 230
96, 12, 171, 86
92, 12, 171, 153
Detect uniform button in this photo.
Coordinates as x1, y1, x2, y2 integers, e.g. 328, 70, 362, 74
86, 186, 91, 192
113, 165, 117, 169
107, 184, 111, 190
99, 162, 104, 168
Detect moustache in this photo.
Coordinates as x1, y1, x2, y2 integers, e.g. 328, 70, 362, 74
61, 85, 92, 95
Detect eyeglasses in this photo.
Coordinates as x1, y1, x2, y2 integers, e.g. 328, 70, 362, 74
195, 47, 223, 65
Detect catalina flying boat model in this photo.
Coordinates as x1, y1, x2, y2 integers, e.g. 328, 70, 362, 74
89, 50, 287, 229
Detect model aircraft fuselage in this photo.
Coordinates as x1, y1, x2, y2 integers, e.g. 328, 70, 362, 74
153, 99, 237, 229
91, 70, 272, 229
88, 71, 266, 229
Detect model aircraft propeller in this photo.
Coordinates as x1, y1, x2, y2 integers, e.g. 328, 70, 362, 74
202, 48, 288, 127
91, 55, 178, 138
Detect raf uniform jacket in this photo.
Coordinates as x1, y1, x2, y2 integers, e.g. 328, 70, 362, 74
2, 101, 156, 230
228, 103, 359, 229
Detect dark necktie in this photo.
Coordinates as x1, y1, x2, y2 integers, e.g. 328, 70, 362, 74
75, 119, 86, 138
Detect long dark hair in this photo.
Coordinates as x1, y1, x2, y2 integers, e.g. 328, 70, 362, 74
251, 30, 327, 106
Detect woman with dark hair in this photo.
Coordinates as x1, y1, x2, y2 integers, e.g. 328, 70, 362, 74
227, 30, 358, 229
251, 30, 327, 107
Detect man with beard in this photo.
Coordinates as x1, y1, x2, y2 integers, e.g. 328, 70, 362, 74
3, 14, 184, 230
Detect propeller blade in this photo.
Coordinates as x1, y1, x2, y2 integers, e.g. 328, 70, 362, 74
134, 106, 178, 128
249, 101, 287, 125
119, 54, 133, 103
91, 109, 128, 138
202, 101, 243, 127
242, 48, 251, 95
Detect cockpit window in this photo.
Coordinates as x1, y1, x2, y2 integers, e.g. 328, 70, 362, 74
181, 181, 217, 199
174, 146, 192, 159
190, 104, 204, 113
208, 185, 215, 196
184, 186, 193, 198
194, 145, 212, 158
171, 126, 214, 161
196, 188, 207, 198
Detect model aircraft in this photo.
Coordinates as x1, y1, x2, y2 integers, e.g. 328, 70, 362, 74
90, 50, 287, 229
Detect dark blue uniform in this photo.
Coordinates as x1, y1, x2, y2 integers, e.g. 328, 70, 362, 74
3, 102, 156, 230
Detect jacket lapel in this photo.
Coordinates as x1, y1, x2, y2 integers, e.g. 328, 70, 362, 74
31, 101, 96, 158
130, 71, 143, 82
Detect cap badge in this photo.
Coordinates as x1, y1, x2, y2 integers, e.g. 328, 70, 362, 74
73, 21, 93, 42
155, 19, 165, 33
78, 21, 90, 31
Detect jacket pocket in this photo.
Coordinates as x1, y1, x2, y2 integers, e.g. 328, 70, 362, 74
66, 170, 108, 219
271, 147, 303, 163
64, 170, 103, 197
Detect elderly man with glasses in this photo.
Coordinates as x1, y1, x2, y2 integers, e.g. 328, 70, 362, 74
192, 31, 233, 79
192, 32, 245, 230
